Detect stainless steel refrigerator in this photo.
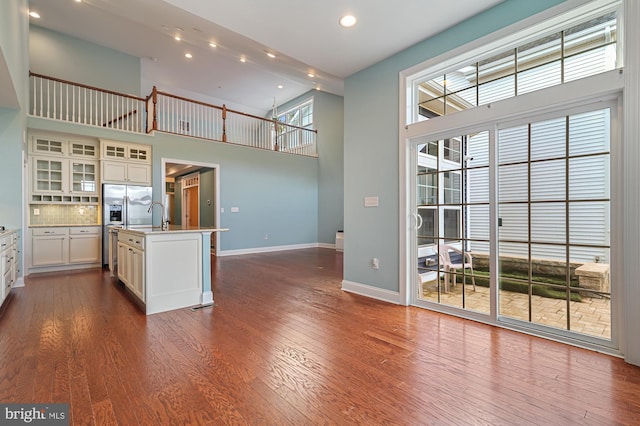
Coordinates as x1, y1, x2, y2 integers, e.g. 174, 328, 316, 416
102, 184, 153, 265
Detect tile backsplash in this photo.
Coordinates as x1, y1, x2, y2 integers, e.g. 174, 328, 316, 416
30, 204, 100, 226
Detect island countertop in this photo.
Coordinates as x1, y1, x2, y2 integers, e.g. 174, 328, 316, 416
111, 225, 229, 235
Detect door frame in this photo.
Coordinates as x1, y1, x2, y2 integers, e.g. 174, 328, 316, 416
161, 158, 221, 252
181, 172, 200, 227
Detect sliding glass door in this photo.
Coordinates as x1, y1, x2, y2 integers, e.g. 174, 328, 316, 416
411, 102, 615, 345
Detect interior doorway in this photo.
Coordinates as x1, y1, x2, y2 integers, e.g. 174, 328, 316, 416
181, 172, 200, 227
162, 158, 221, 254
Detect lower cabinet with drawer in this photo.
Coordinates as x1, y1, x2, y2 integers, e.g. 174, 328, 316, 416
117, 230, 145, 302
1, 230, 19, 306
30, 226, 101, 273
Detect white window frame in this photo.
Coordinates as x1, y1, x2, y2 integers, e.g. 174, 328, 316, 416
403, 0, 622, 126
398, 0, 640, 362
275, 98, 314, 151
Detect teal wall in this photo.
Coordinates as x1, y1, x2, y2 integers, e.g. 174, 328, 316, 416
0, 0, 28, 229
277, 90, 344, 244
343, 0, 567, 290
29, 25, 141, 96
152, 132, 319, 250
24, 23, 319, 253
27, 115, 319, 252
199, 168, 216, 228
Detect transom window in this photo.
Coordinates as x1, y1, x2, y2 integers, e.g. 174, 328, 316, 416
413, 10, 618, 121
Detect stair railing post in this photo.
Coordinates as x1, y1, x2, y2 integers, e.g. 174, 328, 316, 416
152, 86, 158, 132
222, 104, 227, 142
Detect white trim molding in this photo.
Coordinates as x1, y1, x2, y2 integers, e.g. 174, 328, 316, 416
341, 280, 402, 305
217, 242, 322, 257
622, 0, 640, 366
398, 0, 637, 362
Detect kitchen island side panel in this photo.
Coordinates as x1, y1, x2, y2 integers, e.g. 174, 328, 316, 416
145, 232, 202, 314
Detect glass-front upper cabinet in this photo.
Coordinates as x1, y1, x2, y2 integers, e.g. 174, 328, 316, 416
70, 161, 98, 194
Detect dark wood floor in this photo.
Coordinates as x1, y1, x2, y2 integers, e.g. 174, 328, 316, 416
1, 248, 640, 425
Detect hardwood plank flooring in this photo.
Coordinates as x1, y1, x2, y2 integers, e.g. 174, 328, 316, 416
1, 248, 639, 425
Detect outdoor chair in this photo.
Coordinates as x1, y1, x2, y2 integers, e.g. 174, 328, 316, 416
438, 244, 476, 292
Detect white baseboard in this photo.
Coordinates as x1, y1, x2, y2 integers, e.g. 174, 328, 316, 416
341, 280, 403, 305
317, 242, 336, 249
200, 291, 213, 305
218, 242, 326, 257
27, 263, 102, 275
13, 277, 25, 288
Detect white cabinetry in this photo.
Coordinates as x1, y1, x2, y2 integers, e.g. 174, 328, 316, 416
100, 140, 152, 185
1, 231, 19, 306
101, 161, 151, 185
29, 226, 101, 273
69, 227, 101, 264
31, 227, 69, 267
31, 135, 66, 156
29, 135, 99, 204
117, 230, 145, 302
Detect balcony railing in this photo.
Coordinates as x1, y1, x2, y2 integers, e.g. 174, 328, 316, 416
29, 72, 318, 157
151, 88, 317, 156
29, 72, 147, 133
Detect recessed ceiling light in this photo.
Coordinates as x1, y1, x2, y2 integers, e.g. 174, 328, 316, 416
209, 42, 217, 48
185, 53, 193, 59
267, 52, 276, 59
29, 11, 40, 18
308, 73, 315, 78
277, 85, 284, 89
75, 0, 82, 3
174, 36, 181, 41
339, 15, 357, 28
240, 57, 247, 63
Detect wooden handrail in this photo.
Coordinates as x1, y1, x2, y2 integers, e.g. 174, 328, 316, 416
103, 109, 137, 127
29, 71, 146, 102
155, 89, 318, 134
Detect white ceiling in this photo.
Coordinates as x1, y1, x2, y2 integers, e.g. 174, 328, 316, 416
26, 0, 504, 115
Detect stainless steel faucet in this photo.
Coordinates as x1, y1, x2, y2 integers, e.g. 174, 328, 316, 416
148, 201, 169, 230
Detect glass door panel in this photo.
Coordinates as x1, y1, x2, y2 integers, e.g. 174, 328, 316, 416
497, 108, 612, 341
415, 131, 490, 314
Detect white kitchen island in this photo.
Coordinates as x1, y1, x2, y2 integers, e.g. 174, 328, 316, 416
114, 225, 228, 315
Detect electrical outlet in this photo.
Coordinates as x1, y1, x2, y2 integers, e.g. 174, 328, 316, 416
33, 208, 40, 216
372, 258, 379, 269
264, 233, 269, 240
